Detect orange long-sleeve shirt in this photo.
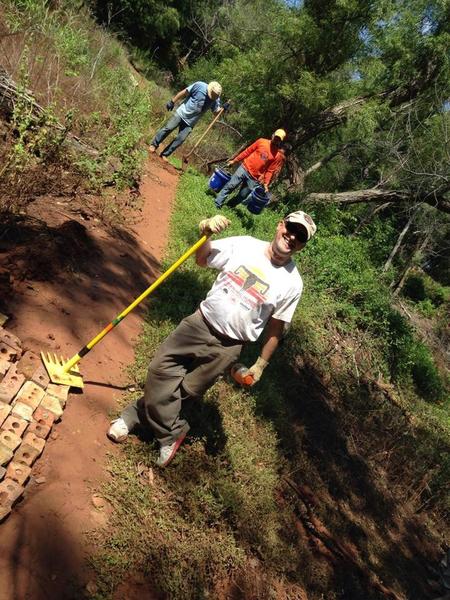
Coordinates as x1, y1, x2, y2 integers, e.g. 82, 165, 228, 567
234, 138, 285, 186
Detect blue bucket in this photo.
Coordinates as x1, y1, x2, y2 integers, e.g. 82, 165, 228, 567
246, 186, 269, 214
209, 168, 231, 192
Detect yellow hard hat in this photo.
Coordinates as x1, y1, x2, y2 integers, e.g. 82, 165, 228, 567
273, 128, 287, 140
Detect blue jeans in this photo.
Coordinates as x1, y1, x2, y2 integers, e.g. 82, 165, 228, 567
215, 165, 259, 208
151, 113, 193, 157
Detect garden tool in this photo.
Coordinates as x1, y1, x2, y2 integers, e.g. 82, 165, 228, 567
182, 107, 225, 167
41, 235, 209, 389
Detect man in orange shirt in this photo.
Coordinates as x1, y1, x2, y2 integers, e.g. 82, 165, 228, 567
215, 129, 286, 209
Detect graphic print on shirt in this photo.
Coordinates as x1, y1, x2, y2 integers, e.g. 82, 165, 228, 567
219, 265, 270, 311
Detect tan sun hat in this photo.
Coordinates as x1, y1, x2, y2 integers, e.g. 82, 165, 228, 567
285, 210, 317, 241
208, 81, 222, 97
273, 128, 287, 141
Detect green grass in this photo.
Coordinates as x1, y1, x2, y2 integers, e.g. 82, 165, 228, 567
90, 168, 449, 600
3, 0, 155, 197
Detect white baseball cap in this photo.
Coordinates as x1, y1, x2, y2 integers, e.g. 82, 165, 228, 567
208, 81, 222, 97
285, 211, 317, 241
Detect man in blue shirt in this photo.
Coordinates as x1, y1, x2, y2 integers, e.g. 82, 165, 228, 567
150, 81, 225, 160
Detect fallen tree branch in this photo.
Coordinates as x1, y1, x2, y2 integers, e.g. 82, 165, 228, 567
306, 188, 450, 214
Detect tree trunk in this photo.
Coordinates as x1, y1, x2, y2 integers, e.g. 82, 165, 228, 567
383, 212, 416, 272
392, 233, 431, 296
306, 188, 450, 214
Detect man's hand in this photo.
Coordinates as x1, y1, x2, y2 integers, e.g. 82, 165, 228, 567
226, 159, 235, 167
166, 99, 175, 111
264, 184, 269, 193
199, 215, 231, 235
247, 356, 268, 385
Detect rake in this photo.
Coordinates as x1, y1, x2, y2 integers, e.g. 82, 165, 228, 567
181, 107, 225, 168
41, 235, 209, 389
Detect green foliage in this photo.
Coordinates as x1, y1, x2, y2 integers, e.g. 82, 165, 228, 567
404, 272, 450, 308
97, 69, 151, 188
303, 234, 393, 330
90, 0, 202, 70
424, 276, 450, 307
416, 298, 436, 317
54, 20, 91, 75
411, 342, 445, 401
404, 273, 426, 301
1, 0, 156, 207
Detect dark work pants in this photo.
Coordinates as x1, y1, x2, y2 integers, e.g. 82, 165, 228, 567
151, 113, 193, 157
121, 311, 243, 446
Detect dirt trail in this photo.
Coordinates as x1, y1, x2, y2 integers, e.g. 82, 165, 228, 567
0, 157, 178, 600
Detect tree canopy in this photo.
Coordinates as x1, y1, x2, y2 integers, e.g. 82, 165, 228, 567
90, 0, 450, 280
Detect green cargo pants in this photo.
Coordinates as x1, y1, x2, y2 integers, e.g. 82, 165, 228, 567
121, 310, 243, 446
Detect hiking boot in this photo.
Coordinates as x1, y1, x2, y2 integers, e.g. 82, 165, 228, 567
107, 418, 129, 443
149, 145, 157, 153
156, 433, 186, 468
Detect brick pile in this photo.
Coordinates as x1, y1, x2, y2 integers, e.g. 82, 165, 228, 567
0, 315, 69, 522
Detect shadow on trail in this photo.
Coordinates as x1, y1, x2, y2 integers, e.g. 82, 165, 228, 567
0, 212, 161, 352
3, 494, 90, 600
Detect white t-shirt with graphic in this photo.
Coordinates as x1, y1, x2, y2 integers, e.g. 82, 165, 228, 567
200, 236, 303, 342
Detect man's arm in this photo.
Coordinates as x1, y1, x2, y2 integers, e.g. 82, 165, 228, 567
227, 139, 260, 166
196, 239, 212, 267
166, 88, 188, 111
247, 317, 285, 384
172, 88, 188, 104
262, 155, 285, 190
259, 317, 285, 362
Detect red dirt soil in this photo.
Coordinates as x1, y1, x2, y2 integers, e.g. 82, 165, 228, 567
0, 157, 178, 600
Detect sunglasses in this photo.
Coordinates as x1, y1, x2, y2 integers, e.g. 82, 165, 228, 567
284, 220, 308, 244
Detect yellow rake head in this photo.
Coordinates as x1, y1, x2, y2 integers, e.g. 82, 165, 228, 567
41, 352, 84, 389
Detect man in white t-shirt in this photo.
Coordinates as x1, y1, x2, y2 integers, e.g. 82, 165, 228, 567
108, 210, 317, 467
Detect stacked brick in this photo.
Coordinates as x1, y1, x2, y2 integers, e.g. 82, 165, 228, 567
0, 318, 69, 522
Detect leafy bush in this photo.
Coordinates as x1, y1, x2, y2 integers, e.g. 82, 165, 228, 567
404, 274, 426, 301
423, 277, 449, 307
417, 299, 436, 318
411, 343, 445, 402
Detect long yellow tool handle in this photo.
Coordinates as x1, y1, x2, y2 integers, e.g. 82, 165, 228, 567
184, 108, 224, 160
62, 235, 209, 373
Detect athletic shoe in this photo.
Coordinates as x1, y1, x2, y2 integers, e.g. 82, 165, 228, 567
149, 145, 157, 153
107, 418, 129, 443
156, 433, 186, 467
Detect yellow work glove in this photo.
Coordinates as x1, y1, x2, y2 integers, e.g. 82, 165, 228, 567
199, 215, 231, 235
247, 356, 269, 385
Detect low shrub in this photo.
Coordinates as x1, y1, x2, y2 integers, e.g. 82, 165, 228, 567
404, 274, 426, 301
411, 343, 445, 402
